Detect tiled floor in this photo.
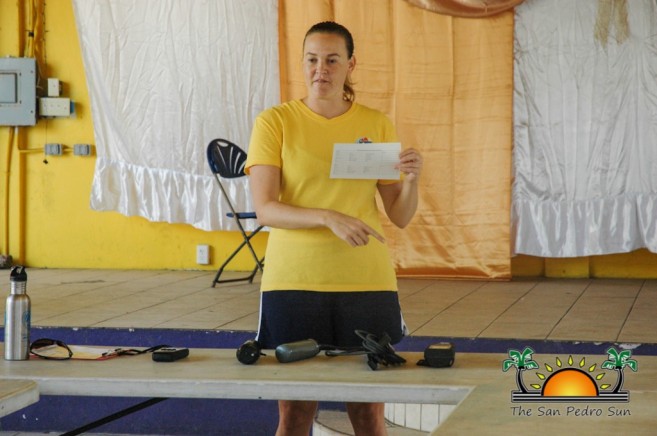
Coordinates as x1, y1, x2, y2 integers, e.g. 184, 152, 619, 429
5, 268, 656, 345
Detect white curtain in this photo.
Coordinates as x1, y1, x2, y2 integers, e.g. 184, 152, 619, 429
73, 0, 279, 231
512, 0, 657, 257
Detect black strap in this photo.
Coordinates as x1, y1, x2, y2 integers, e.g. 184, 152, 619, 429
30, 338, 170, 360
60, 397, 168, 436
108, 344, 170, 356
324, 330, 406, 370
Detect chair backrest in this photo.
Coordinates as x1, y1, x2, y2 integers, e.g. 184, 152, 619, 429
207, 138, 248, 179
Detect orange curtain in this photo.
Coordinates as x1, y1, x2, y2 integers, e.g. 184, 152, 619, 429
279, 0, 513, 279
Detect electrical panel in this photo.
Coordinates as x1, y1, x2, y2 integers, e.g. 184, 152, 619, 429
0, 57, 37, 126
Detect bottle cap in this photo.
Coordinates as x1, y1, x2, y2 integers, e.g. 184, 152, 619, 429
10, 266, 27, 282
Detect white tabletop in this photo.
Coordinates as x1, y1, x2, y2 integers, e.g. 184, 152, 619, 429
0, 378, 39, 418
0, 348, 472, 404
1, 347, 656, 435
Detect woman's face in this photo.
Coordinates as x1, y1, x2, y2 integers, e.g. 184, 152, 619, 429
302, 32, 355, 101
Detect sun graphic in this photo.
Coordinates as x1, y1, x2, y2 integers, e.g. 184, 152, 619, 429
542, 368, 598, 396
530, 355, 612, 396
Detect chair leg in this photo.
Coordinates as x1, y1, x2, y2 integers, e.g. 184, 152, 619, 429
241, 227, 264, 275
211, 225, 265, 287
246, 257, 265, 283
211, 239, 250, 286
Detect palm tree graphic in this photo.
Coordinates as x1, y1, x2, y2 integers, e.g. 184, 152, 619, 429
503, 347, 539, 393
601, 347, 638, 393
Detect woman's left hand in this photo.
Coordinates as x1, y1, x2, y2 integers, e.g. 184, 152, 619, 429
379, 147, 423, 228
396, 148, 423, 183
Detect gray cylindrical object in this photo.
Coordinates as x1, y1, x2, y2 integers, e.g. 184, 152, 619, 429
275, 339, 320, 363
4, 266, 30, 361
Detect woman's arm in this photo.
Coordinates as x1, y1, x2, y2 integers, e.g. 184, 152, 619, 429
249, 164, 385, 247
377, 148, 423, 228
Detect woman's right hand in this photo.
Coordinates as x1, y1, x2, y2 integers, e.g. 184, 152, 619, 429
323, 210, 385, 247
250, 165, 384, 246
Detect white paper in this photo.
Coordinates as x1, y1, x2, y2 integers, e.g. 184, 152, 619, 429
330, 143, 401, 180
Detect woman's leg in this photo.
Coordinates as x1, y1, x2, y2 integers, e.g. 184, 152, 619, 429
346, 402, 387, 436
275, 400, 318, 436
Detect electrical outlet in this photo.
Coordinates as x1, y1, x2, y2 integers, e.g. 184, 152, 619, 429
44, 143, 63, 155
47, 78, 61, 97
74, 144, 93, 156
196, 244, 210, 265
39, 97, 70, 117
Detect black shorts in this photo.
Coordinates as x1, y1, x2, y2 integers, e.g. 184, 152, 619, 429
255, 290, 407, 349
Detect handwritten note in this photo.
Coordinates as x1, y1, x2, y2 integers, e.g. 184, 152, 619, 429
330, 142, 401, 180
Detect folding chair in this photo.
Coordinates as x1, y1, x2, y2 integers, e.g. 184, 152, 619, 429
206, 138, 265, 287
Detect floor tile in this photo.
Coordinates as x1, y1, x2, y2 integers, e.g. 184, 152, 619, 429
6, 268, 654, 347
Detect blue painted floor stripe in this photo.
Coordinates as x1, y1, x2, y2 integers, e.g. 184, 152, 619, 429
29, 326, 657, 356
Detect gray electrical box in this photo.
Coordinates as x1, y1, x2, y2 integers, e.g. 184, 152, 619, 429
0, 57, 37, 126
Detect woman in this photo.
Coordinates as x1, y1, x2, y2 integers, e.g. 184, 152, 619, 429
245, 21, 423, 436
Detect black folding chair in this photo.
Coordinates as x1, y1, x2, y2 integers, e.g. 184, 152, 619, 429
206, 138, 264, 287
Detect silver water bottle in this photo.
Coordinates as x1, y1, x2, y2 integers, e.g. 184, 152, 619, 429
4, 266, 31, 360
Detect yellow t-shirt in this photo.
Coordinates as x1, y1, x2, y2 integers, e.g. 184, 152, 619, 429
245, 100, 398, 292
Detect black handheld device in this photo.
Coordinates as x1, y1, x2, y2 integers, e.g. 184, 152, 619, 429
417, 342, 455, 368
152, 347, 190, 362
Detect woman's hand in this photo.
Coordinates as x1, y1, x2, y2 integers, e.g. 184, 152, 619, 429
378, 147, 423, 228
396, 148, 423, 183
250, 165, 384, 246
324, 210, 385, 247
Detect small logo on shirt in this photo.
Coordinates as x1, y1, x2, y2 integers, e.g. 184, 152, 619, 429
356, 137, 372, 143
